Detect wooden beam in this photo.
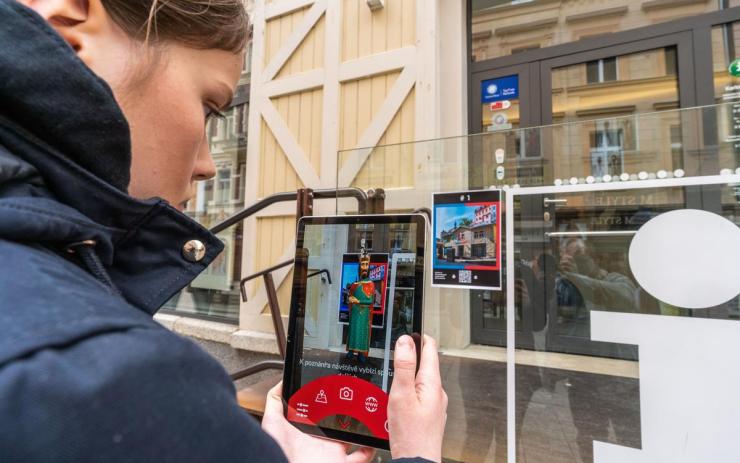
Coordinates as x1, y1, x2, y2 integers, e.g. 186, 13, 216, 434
260, 96, 322, 187
262, 0, 327, 82
262, 69, 323, 98
338, 47, 415, 82
265, 0, 317, 20
319, 0, 342, 189
337, 64, 416, 187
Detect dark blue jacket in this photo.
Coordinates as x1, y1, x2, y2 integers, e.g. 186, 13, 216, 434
0, 2, 430, 462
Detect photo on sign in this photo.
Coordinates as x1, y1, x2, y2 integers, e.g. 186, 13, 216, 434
431, 190, 502, 290
338, 254, 389, 329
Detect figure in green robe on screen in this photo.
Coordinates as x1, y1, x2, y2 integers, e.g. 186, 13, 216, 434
345, 249, 375, 363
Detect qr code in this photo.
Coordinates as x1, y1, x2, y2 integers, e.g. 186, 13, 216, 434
458, 270, 472, 284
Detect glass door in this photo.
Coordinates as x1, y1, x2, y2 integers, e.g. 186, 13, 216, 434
540, 32, 696, 183
515, 179, 739, 360
470, 33, 700, 348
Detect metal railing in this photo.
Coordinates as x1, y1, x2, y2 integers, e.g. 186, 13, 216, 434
210, 187, 369, 234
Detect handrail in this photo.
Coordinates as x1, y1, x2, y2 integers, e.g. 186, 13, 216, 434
307, 269, 332, 285
240, 262, 332, 302
210, 192, 296, 234
209, 187, 368, 234
239, 259, 294, 302
229, 360, 284, 381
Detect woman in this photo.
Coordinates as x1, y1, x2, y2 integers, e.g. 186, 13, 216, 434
0, 1, 447, 462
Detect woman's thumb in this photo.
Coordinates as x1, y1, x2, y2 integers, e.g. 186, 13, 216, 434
390, 335, 417, 396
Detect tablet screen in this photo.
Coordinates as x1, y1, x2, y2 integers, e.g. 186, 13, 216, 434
283, 215, 425, 449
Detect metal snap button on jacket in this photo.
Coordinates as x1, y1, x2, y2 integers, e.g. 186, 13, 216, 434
182, 239, 206, 262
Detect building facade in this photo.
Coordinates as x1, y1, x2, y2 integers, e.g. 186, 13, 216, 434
160, 2, 740, 462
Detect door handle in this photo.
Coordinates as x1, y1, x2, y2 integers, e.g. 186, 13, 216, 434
547, 231, 637, 238
544, 197, 567, 206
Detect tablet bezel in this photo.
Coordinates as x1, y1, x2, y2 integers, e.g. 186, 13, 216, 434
282, 214, 427, 450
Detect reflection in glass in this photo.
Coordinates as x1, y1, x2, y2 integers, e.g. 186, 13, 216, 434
337, 102, 739, 462
471, 0, 722, 62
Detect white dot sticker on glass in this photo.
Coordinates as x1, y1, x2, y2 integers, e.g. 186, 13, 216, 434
629, 209, 740, 309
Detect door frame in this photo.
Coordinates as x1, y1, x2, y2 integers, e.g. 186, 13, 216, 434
469, 62, 539, 135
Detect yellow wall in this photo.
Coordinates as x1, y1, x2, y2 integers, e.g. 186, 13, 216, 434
339, 73, 416, 190
250, 0, 420, 318
341, 0, 415, 61
254, 215, 296, 316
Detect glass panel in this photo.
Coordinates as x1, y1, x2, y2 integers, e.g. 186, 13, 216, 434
549, 47, 688, 184
337, 137, 509, 462
552, 47, 679, 124
586, 60, 599, 84
713, 21, 740, 100
336, 102, 739, 462
603, 56, 617, 82
471, 0, 724, 61
513, 181, 739, 462
713, 21, 740, 180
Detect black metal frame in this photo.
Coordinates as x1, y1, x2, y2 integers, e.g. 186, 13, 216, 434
282, 213, 427, 451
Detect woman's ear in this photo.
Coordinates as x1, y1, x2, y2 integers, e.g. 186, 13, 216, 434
22, 0, 135, 85
21, 1, 116, 57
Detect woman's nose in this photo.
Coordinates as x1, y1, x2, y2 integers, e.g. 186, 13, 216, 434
193, 142, 216, 181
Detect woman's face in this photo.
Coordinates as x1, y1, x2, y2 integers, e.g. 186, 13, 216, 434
24, 0, 243, 210
117, 46, 243, 211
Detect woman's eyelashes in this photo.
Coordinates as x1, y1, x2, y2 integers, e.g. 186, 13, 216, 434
203, 104, 226, 123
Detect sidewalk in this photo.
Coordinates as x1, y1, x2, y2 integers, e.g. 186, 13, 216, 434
439, 354, 640, 463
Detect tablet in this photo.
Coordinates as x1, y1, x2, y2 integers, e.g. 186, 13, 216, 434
283, 214, 427, 450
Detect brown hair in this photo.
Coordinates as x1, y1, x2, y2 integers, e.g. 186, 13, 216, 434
101, 0, 249, 54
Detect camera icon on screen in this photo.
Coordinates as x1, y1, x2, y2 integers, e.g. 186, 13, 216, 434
339, 386, 354, 401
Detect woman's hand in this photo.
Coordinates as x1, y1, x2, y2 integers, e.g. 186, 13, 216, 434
262, 382, 376, 463
388, 334, 448, 463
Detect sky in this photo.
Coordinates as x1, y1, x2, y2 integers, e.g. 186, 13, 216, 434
435, 204, 477, 239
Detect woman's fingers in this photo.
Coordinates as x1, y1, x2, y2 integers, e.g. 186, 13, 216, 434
416, 334, 441, 389
263, 381, 285, 419
391, 335, 418, 397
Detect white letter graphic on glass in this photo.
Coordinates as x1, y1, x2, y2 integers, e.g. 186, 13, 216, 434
592, 210, 740, 462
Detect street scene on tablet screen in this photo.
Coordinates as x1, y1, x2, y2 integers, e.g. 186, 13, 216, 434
286, 220, 421, 441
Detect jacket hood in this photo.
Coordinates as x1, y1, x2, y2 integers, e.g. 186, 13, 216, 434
0, 0, 131, 192
0, 1, 225, 315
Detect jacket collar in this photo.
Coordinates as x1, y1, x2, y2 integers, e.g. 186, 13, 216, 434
0, 0, 131, 192
0, 1, 224, 315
